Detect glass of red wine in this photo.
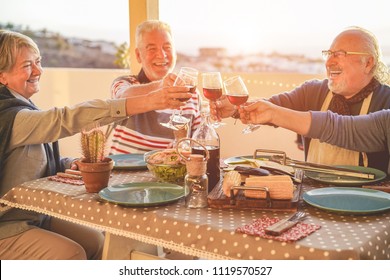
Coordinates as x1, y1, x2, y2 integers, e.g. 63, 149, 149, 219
223, 75, 261, 134
201, 72, 225, 128
160, 67, 198, 130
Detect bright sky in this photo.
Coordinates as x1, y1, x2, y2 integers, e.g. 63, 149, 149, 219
1, 0, 390, 58
160, 0, 390, 57
0, 0, 130, 44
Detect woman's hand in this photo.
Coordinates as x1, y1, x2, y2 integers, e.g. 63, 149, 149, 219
147, 85, 191, 110
124, 85, 191, 115
70, 159, 79, 170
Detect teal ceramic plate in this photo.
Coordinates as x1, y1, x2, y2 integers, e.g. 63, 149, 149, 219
303, 187, 390, 214
108, 154, 147, 170
99, 182, 185, 206
305, 165, 386, 186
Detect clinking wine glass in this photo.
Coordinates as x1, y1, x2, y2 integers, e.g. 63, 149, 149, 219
223, 75, 261, 134
201, 72, 225, 128
160, 67, 198, 130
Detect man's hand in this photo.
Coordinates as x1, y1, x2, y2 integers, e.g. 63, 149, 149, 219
239, 99, 274, 125
209, 95, 236, 121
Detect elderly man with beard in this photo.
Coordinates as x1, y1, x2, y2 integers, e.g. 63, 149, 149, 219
212, 26, 390, 173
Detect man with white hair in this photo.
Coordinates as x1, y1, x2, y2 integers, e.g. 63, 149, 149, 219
213, 26, 390, 173
110, 20, 200, 154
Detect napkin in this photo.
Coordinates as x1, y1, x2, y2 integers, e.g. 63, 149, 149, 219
48, 175, 84, 185
236, 215, 321, 242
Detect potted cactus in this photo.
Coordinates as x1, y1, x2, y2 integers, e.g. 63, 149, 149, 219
76, 126, 113, 193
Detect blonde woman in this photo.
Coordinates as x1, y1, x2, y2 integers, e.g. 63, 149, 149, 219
0, 30, 190, 259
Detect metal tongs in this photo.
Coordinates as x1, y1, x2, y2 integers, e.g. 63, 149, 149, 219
269, 154, 375, 180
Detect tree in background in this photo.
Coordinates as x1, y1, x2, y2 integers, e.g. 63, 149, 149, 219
114, 42, 130, 69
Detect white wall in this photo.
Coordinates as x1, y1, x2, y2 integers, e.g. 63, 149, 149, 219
34, 68, 129, 158
33, 68, 324, 161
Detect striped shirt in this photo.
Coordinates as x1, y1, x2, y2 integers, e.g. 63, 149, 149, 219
109, 69, 201, 154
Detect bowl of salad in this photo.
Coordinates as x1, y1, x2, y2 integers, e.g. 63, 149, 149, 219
144, 149, 187, 184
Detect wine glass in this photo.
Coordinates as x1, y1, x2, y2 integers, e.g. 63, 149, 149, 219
223, 75, 261, 134
201, 72, 225, 128
160, 67, 198, 130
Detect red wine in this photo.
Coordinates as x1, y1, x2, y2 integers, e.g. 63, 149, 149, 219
177, 86, 196, 101
192, 145, 220, 192
203, 88, 222, 101
227, 94, 248, 106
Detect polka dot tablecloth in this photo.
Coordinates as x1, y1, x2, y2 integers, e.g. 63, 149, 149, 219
1, 171, 389, 260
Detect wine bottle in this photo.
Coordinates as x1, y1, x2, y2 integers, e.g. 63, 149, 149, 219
191, 102, 221, 192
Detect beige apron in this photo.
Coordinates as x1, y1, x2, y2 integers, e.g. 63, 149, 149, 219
307, 91, 372, 166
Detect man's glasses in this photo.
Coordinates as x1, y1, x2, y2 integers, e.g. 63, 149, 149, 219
322, 50, 371, 60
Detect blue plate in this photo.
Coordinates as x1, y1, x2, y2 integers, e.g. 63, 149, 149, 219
108, 154, 147, 170
303, 187, 390, 214
99, 182, 185, 206
305, 165, 386, 186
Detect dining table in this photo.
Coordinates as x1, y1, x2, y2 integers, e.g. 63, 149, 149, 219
0, 168, 389, 260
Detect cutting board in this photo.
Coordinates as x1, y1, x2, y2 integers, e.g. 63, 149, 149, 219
207, 179, 301, 211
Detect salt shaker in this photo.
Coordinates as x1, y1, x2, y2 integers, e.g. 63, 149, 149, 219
176, 138, 210, 208
184, 154, 208, 208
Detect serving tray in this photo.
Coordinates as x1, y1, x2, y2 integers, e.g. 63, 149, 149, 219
207, 179, 301, 211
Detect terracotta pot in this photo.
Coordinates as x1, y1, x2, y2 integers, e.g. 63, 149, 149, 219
76, 158, 114, 193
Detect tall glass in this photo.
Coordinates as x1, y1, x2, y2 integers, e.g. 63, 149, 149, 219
160, 67, 198, 130
201, 72, 225, 128
223, 75, 260, 134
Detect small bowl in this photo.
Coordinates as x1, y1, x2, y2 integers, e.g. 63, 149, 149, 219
144, 149, 187, 184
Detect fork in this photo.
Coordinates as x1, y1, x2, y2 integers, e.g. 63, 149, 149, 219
265, 211, 306, 236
